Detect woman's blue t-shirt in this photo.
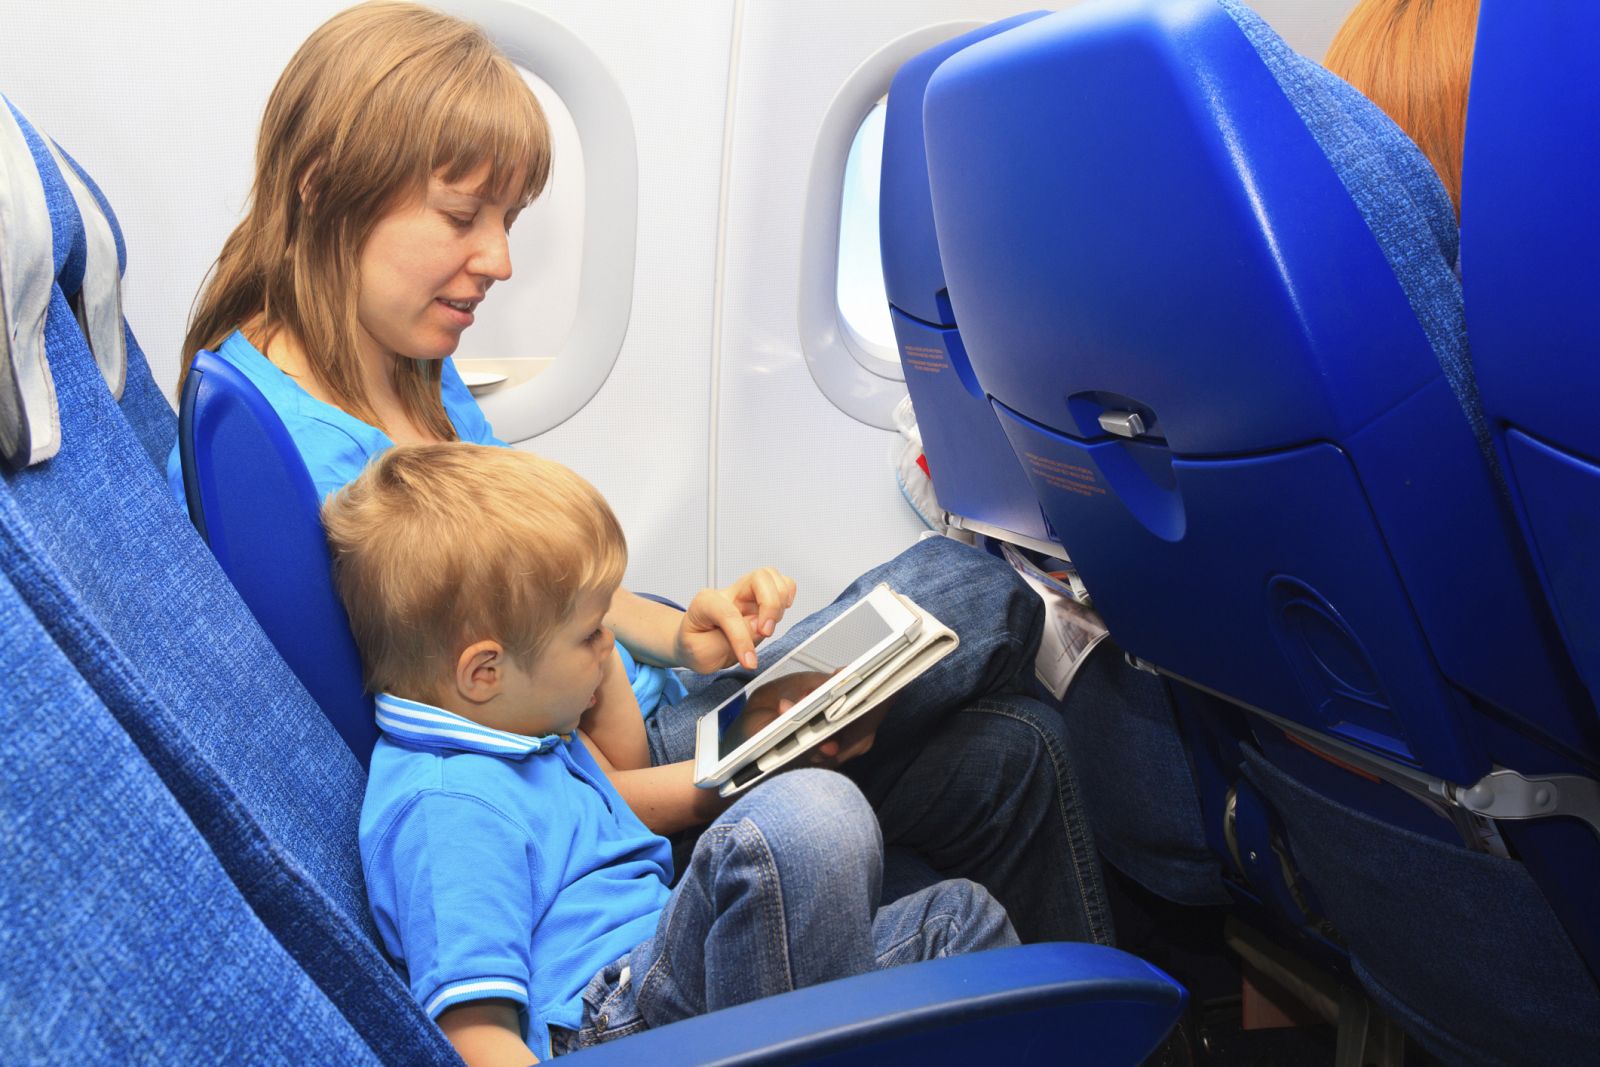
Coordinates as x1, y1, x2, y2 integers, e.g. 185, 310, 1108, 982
165, 329, 503, 504
169, 329, 686, 714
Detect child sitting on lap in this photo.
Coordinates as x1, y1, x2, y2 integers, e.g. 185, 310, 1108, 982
323, 442, 1017, 1066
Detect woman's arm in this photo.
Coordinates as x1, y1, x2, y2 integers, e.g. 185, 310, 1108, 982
576, 646, 651, 771
607, 569, 798, 674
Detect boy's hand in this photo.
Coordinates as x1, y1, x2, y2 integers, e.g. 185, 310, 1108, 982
675, 567, 796, 672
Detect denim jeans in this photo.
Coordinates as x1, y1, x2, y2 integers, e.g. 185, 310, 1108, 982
553, 769, 1017, 1052
646, 536, 1114, 945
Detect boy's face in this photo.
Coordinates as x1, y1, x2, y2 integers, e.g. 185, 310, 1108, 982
497, 586, 615, 737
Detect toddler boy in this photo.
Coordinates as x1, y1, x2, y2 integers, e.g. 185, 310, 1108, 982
324, 443, 1017, 1066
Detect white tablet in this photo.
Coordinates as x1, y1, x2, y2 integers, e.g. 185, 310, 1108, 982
693, 584, 920, 796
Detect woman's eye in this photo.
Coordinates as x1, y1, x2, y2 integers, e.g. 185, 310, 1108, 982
444, 212, 474, 230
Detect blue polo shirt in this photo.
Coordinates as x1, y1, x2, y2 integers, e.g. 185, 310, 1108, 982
360, 693, 673, 1058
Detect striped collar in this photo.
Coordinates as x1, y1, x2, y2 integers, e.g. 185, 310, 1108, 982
374, 693, 568, 758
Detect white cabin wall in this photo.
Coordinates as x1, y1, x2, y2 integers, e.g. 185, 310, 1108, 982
498, 2, 735, 604
0, 0, 323, 401
1247, 0, 1358, 59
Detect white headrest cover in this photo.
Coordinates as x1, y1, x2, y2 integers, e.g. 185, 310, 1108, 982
0, 98, 60, 469
47, 139, 126, 401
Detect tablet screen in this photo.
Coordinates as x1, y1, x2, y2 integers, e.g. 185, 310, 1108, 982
715, 604, 901, 760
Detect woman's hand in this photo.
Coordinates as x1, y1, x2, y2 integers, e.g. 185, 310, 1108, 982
806, 698, 895, 768
674, 567, 797, 673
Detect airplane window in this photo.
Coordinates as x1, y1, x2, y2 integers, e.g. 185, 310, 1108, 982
798, 21, 980, 430
835, 99, 899, 376
444, 0, 638, 443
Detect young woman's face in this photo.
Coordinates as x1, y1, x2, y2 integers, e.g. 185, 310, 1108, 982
354, 163, 524, 367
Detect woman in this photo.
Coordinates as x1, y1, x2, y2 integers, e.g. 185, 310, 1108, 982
170, 0, 1111, 949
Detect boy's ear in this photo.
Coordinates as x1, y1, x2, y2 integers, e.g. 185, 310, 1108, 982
453, 640, 507, 704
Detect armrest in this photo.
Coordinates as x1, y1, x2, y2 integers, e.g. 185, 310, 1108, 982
561, 942, 1184, 1066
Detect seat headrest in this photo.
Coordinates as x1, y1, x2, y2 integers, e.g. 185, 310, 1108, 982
0, 96, 61, 470
923, 0, 1474, 457
0, 95, 129, 472
45, 138, 127, 402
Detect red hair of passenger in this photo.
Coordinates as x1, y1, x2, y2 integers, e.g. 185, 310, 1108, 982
1324, 0, 1480, 215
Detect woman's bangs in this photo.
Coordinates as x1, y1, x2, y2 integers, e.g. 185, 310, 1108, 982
434, 63, 551, 206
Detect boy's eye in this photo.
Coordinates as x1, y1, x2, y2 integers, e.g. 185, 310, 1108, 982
443, 212, 474, 230
588, 628, 607, 645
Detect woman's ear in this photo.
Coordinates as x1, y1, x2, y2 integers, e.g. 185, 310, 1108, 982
453, 640, 506, 705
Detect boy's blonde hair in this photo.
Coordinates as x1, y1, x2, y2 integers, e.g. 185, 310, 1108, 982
182, 1, 551, 439
324, 443, 626, 698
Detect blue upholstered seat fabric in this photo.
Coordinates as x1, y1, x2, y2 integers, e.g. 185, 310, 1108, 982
53, 147, 178, 471
0, 103, 458, 1066
0, 569, 382, 1066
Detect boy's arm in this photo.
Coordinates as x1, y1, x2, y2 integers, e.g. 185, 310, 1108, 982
579, 729, 731, 835
579, 648, 730, 834
438, 1002, 539, 1067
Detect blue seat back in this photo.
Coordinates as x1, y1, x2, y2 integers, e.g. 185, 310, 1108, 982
923, 0, 1590, 784
181, 347, 377, 765
42, 135, 175, 471
880, 12, 1056, 546
1457, 0, 1600, 984
921, 0, 1600, 1057
0, 567, 383, 1065
1462, 2, 1600, 710
0, 96, 459, 1066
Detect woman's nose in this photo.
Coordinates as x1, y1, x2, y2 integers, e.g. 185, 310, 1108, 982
471, 227, 513, 282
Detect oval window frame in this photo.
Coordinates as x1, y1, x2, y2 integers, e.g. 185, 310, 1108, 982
441, 0, 638, 442
797, 20, 982, 430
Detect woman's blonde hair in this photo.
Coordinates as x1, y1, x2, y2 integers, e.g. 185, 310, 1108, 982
324, 443, 627, 698
182, 1, 551, 438
1324, 0, 1480, 215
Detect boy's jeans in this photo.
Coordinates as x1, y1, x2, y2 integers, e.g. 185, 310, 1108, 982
646, 535, 1113, 945
553, 769, 1017, 1053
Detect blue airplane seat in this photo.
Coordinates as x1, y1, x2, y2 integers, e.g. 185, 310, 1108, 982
1459, 0, 1600, 992
1463, 6, 1600, 725
0, 92, 462, 1066
180, 347, 377, 765
880, 12, 1056, 549
0, 568, 385, 1065
922, 0, 1600, 1060
883, 16, 1225, 909
0, 90, 1189, 1065
4, 106, 175, 472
